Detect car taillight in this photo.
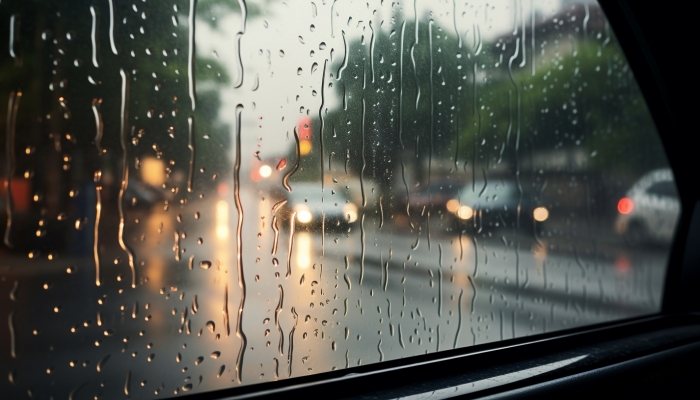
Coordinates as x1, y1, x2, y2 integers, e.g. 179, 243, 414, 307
618, 197, 634, 214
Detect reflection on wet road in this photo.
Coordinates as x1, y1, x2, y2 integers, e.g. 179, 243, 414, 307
0, 186, 667, 398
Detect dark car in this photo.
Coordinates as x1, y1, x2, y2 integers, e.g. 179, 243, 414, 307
446, 180, 550, 232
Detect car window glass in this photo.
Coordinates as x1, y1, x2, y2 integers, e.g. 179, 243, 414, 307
646, 181, 677, 198
0, 0, 680, 398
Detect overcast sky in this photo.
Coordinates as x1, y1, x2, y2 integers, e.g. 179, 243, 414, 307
189, 0, 595, 162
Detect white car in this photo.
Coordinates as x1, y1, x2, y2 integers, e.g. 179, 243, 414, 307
278, 183, 359, 230
615, 168, 680, 243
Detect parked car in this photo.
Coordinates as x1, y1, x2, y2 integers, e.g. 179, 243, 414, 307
615, 168, 680, 244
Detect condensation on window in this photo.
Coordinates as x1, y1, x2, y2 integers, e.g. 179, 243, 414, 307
0, 0, 679, 398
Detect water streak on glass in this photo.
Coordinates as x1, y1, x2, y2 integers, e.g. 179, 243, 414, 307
107, 0, 117, 54
3, 90, 19, 247
91, 98, 103, 154
89, 6, 99, 68
117, 69, 136, 288
187, 116, 195, 192
232, 104, 247, 383
188, 0, 197, 110
8, 14, 17, 59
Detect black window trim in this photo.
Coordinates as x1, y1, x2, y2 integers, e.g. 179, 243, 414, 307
177, 314, 700, 399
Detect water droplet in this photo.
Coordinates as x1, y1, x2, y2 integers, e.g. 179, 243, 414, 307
199, 260, 212, 269
96, 355, 110, 372
74, 217, 88, 230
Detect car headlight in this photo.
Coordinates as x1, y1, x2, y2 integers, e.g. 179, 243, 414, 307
259, 165, 272, 178
457, 205, 474, 220
446, 199, 460, 213
294, 205, 312, 223
533, 206, 549, 222
343, 203, 358, 223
